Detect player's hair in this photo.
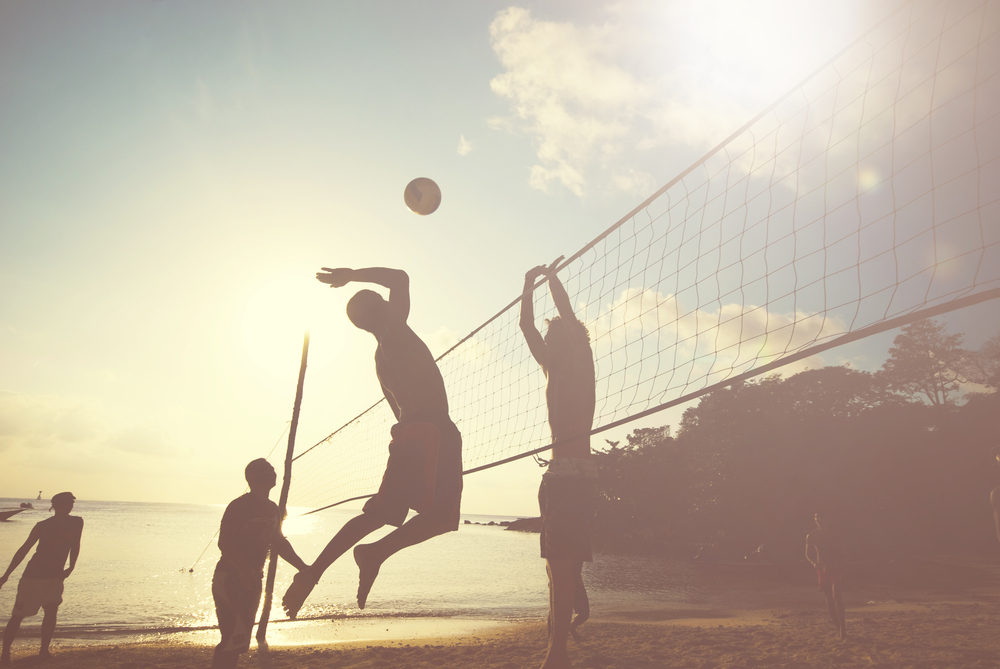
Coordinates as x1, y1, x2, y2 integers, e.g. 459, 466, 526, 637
346, 289, 385, 332
544, 315, 590, 343
244, 458, 272, 485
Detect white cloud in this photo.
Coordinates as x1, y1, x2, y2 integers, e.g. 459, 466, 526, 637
0, 391, 104, 452
457, 134, 473, 156
487, 2, 882, 199
489, 7, 656, 197
107, 426, 174, 457
589, 286, 848, 390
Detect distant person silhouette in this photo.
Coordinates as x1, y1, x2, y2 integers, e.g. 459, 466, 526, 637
991, 447, 1000, 543
212, 459, 306, 669
805, 511, 847, 640
0, 492, 83, 666
282, 267, 463, 616
520, 257, 597, 669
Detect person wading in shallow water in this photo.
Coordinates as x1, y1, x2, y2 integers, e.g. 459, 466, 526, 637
520, 256, 597, 669
282, 266, 463, 617
0, 492, 83, 666
806, 511, 847, 640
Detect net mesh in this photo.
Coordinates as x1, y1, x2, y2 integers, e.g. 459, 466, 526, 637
287, 0, 1000, 513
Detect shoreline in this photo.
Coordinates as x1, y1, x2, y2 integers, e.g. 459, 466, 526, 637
5, 556, 999, 667
7, 598, 999, 668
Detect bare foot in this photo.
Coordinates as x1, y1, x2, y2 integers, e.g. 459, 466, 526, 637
354, 544, 382, 610
0, 653, 10, 667
282, 569, 319, 619
38, 648, 55, 661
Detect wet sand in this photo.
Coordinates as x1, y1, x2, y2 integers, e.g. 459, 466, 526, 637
5, 557, 1000, 668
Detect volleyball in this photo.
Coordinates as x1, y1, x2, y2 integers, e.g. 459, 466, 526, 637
404, 177, 441, 215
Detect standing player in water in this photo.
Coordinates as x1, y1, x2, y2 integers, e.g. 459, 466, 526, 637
282, 267, 462, 615
805, 511, 847, 640
0, 492, 83, 666
520, 256, 597, 669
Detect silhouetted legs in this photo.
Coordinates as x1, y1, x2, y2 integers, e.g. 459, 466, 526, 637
0, 615, 22, 665
354, 513, 451, 609
39, 605, 57, 658
541, 558, 575, 669
823, 584, 847, 639
1, 606, 57, 665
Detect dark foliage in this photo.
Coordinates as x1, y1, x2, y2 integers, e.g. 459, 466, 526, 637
591, 321, 1000, 558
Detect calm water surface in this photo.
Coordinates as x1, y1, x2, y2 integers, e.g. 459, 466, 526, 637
0, 499, 807, 637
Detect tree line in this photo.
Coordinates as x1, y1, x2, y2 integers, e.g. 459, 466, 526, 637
590, 318, 1000, 559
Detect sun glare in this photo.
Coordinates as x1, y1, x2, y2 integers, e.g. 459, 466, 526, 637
675, 0, 859, 106
234, 272, 337, 379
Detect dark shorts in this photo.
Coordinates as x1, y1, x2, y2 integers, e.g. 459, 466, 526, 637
817, 565, 843, 593
212, 562, 261, 666
538, 475, 595, 562
363, 418, 463, 531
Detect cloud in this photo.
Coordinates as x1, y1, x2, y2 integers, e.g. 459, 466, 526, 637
489, 7, 657, 197
0, 391, 103, 452
588, 287, 848, 392
457, 134, 473, 156
107, 426, 174, 457
0, 391, 177, 458
487, 2, 887, 199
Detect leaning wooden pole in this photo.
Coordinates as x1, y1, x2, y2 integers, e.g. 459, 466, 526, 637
256, 331, 310, 646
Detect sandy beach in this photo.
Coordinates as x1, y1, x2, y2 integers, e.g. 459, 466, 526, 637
5, 557, 999, 669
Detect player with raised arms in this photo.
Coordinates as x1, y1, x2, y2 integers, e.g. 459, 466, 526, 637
282, 266, 463, 615
520, 256, 597, 669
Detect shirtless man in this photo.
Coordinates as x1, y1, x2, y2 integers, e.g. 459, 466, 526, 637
213, 460, 306, 669
805, 511, 847, 640
282, 267, 462, 616
520, 256, 597, 669
0, 492, 83, 666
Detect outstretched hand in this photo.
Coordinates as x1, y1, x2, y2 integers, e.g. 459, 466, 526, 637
524, 255, 564, 283
316, 267, 353, 288
0, 574, 7, 589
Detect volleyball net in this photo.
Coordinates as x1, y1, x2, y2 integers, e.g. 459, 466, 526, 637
286, 0, 1000, 514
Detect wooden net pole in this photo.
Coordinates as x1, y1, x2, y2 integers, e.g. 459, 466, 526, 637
256, 331, 310, 645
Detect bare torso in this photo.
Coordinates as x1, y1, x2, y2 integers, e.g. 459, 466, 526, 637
806, 526, 844, 569
375, 322, 449, 423
545, 332, 596, 459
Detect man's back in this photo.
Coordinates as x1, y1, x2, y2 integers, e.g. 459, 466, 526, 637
806, 526, 844, 569
375, 321, 449, 422
218, 493, 279, 573
23, 515, 83, 579
545, 323, 596, 459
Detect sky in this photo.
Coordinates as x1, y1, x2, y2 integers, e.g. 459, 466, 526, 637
1, 0, 995, 516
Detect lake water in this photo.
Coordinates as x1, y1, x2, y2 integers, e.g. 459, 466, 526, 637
0, 499, 811, 641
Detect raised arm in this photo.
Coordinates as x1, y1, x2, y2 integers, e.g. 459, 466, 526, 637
546, 263, 575, 322
520, 264, 548, 368
0, 525, 40, 589
317, 267, 410, 322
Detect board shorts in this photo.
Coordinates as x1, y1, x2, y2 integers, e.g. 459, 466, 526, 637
363, 418, 463, 531
12, 577, 63, 617
817, 564, 843, 594
538, 458, 597, 562
212, 562, 262, 663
